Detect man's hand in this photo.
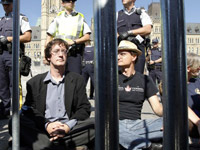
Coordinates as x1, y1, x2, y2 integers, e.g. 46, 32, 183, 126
147, 50, 152, 55
149, 60, 155, 65
118, 31, 129, 41
67, 40, 76, 46
46, 122, 70, 141
46, 122, 61, 134
0, 36, 8, 44
7, 36, 12, 42
50, 128, 65, 141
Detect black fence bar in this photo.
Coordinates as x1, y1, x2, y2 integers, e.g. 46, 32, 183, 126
160, 0, 188, 149
93, 0, 119, 150
12, 0, 20, 150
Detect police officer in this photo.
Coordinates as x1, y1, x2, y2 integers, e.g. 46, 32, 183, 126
82, 40, 94, 99
117, 0, 152, 74
46, 0, 91, 74
146, 38, 162, 84
0, 0, 32, 119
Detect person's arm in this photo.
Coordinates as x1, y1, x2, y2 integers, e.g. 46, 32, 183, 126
65, 119, 77, 129
148, 95, 163, 117
188, 107, 200, 135
23, 76, 50, 130
75, 33, 90, 44
7, 31, 32, 43
68, 21, 91, 46
45, 34, 54, 48
45, 16, 58, 47
20, 31, 32, 43
68, 33, 90, 46
154, 58, 162, 64
135, 9, 153, 36
128, 24, 152, 37
7, 15, 32, 43
146, 50, 151, 62
149, 58, 162, 65
118, 24, 152, 40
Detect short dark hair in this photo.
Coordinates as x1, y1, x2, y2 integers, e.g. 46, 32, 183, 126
45, 38, 68, 64
130, 51, 138, 64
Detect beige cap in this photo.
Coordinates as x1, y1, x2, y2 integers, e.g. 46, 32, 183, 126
118, 40, 142, 56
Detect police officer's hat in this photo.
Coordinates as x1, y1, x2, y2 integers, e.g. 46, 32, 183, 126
62, 0, 77, 2
118, 40, 142, 56
0, 0, 13, 4
152, 38, 159, 44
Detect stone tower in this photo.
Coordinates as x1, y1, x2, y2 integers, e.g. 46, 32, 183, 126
41, 0, 62, 60
147, 2, 162, 45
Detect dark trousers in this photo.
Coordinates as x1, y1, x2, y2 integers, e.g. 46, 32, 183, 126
149, 69, 162, 84
89, 81, 94, 98
67, 54, 82, 74
82, 64, 94, 98
9, 115, 95, 150
189, 120, 200, 138
82, 64, 94, 85
0, 51, 12, 115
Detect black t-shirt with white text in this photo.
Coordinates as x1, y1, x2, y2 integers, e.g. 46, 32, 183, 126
118, 71, 158, 120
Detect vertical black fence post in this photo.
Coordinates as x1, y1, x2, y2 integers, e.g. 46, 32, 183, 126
93, 0, 119, 150
160, 0, 188, 149
12, 0, 20, 150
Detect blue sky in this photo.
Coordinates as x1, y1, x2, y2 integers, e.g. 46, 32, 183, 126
0, 0, 199, 26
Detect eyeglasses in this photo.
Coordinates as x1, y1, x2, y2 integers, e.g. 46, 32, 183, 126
51, 49, 68, 56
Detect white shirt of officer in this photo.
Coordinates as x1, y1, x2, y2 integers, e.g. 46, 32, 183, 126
1, 12, 31, 34
47, 10, 91, 39
116, 6, 152, 27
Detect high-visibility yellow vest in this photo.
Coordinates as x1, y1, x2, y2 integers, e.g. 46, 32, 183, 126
53, 11, 84, 42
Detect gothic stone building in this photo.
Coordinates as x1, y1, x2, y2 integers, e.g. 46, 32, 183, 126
41, 0, 63, 58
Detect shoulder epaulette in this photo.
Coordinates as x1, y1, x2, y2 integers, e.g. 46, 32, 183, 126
135, 8, 142, 15
78, 12, 84, 18
118, 10, 124, 16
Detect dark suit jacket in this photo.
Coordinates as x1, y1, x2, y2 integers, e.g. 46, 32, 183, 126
23, 71, 91, 130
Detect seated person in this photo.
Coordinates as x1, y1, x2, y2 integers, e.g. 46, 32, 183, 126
159, 80, 200, 142
187, 53, 200, 139
9, 39, 95, 150
118, 40, 163, 150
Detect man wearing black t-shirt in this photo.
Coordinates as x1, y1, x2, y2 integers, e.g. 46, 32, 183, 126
118, 40, 163, 150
